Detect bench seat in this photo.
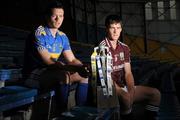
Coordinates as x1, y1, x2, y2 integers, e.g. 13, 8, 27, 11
0, 86, 37, 112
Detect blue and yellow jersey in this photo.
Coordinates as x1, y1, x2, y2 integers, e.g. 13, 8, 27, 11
35, 25, 71, 61
23, 25, 71, 76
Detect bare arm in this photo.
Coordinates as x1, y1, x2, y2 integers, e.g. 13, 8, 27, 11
63, 50, 83, 66
62, 50, 90, 78
38, 49, 55, 65
124, 62, 135, 98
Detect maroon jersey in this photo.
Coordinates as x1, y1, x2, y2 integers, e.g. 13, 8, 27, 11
99, 38, 130, 86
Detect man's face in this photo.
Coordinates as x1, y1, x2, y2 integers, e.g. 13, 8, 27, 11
107, 23, 122, 41
47, 8, 64, 29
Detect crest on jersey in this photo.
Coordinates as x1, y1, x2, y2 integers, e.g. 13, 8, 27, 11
119, 52, 124, 61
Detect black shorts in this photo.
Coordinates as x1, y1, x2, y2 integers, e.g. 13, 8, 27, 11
24, 65, 68, 92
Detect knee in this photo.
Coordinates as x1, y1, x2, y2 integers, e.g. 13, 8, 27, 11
119, 93, 132, 106
79, 77, 88, 83
45, 64, 70, 84
153, 88, 161, 99
149, 88, 161, 104
61, 72, 71, 84
119, 96, 132, 113
53, 71, 70, 84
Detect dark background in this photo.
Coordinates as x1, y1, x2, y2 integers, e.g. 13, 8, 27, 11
0, 0, 76, 40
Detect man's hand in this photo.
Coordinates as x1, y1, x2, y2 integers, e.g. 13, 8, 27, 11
77, 65, 91, 78
55, 61, 65, 66
53, 63, 91, 78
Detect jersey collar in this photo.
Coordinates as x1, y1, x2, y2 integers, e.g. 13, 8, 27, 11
105, 37, 121, 49
45, 27, 60, 38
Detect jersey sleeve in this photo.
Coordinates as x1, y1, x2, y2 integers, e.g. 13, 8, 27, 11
124, 46, 131, 63
34, 27, 47, 51
62, 34, 71, 52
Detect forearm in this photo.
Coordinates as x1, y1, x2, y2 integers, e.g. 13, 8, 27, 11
42, 57, 55, 65
68, 58, 83, 66
125, 73, 135, 97
38, 50, 57, 65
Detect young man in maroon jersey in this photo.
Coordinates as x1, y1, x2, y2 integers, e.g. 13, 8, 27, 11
99, 15, 161, 120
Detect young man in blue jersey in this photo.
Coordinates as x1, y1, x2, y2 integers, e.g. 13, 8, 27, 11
99, 15, 161, 120
23, 0, 89, 113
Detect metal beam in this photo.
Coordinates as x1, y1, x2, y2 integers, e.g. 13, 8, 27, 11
97, 0, 163, 3
143, 3, 148, 54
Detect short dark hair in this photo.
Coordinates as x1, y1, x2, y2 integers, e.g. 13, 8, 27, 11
105, 15, 122, 28
45, 0, 64, 16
